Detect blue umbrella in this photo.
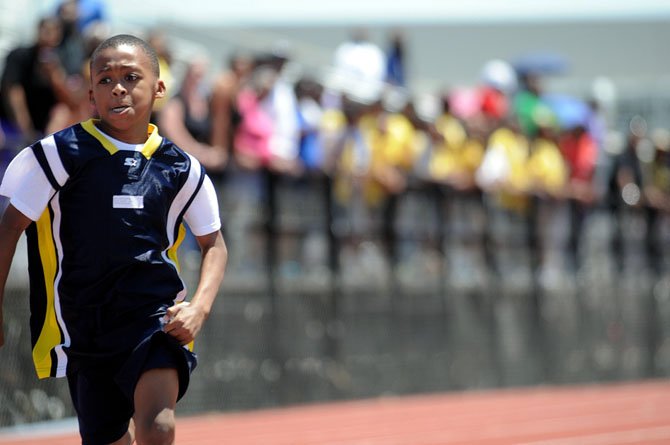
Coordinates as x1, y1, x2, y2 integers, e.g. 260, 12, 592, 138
541, 94, 591, 130
512, 52, 569, 76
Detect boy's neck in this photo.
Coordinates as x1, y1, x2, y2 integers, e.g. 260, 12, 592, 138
94, 120, 150, 144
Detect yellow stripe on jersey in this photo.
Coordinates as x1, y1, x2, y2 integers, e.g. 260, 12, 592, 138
167, 223, 186, 272
81, 119, 119, 155
80, 119, 163, 159
32, 210, 62, 379
141, 124, 163, 159
166, 224, 194, 352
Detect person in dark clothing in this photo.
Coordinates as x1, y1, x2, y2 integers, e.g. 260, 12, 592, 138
606, 115, 647, 271
158, 57, 227, 177
0, 34, 227, 445
1, 17, 67, 141
56, 0, 87, 76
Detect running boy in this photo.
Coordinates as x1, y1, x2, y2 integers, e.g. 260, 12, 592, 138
0, 34, 227, 445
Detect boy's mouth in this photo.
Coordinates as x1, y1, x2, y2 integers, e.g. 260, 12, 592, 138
111, 105, 131, 114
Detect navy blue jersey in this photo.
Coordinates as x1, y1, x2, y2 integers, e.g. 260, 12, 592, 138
25, 119, 205, 378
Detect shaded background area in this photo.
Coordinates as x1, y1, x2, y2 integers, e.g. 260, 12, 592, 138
2, 173, 670, 425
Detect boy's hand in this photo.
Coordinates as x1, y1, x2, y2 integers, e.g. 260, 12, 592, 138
162, 302, 207, 345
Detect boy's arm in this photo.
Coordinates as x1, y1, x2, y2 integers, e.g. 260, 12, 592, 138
0, 205, 32, 348
164, 230, 227, 345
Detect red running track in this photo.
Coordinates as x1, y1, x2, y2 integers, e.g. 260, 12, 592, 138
1, 380, 670, 444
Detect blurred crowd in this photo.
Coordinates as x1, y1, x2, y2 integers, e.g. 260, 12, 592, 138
2, 4, 670, 275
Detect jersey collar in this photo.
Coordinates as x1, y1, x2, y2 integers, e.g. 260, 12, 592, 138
80, 119, 163, 159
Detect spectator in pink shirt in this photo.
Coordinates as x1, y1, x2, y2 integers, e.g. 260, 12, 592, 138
234, 66, 275, 170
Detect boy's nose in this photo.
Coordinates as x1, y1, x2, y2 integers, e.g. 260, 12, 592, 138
112, 83, 127, 96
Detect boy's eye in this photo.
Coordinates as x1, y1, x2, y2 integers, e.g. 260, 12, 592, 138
98, 77, 111, 85
126, 73, 139, 81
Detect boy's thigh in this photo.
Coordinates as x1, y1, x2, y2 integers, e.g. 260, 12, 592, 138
67, 366, 133, 445
132, 337, 183, 427
137, 332, 197, 401
134, 368, 179, 424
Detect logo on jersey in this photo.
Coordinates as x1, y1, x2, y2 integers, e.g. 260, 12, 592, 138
124, 157, 139, 167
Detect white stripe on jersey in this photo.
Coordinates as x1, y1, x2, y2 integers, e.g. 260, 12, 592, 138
163, 153, 204, 302
50, 191, 72, 378
41, 135, 70, 187
165, 153, 203, 247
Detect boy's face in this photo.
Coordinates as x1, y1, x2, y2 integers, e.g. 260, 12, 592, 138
89, 44, 165, 142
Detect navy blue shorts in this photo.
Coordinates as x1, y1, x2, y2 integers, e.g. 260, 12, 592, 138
67, 331, 197, 445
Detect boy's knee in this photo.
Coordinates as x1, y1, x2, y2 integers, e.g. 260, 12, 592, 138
135, 410, 175, 445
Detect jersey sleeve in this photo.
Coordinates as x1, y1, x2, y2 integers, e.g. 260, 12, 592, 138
0, 147, 56, 221
183, 174, 221, 236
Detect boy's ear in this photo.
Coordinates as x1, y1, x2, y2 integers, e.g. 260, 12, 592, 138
155, 79, 166, 99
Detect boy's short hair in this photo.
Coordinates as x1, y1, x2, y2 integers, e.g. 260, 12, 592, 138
90, 34, 160, 77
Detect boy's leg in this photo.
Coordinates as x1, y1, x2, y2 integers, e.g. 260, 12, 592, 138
117, 330, 197, 444
133, 368, 179, 445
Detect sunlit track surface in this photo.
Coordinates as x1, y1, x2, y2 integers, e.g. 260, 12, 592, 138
2, 380, 669, 445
